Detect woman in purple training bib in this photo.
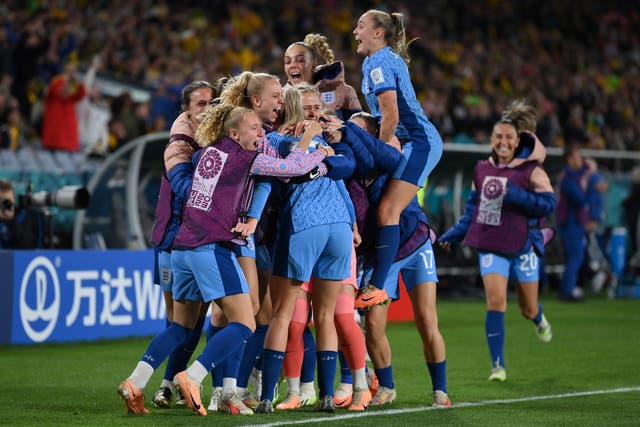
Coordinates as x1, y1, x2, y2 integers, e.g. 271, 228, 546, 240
117, 104, 329, 416
438, 100, 556, 382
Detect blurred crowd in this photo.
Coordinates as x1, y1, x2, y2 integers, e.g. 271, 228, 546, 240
0, 0, 638, 156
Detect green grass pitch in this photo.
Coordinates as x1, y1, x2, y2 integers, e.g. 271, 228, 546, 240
1, 295, 639, 426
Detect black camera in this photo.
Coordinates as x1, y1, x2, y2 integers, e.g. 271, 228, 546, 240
1, 198, 13, 211
20, 186, 90, 210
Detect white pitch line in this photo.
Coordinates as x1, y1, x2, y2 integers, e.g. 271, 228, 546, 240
241, 386, 640, 427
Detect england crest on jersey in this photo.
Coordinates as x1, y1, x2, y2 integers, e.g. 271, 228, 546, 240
321, 91, 336, 106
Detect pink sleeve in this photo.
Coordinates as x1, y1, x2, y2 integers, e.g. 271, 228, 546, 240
250, 148, 325, 177
257, 136, 281, 159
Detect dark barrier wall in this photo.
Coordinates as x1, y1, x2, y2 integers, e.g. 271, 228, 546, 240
0, 249, 164, 345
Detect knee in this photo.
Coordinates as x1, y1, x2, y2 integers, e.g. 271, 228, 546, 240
486, 295, 504, 311
313, 311, 333, 328
235, 317, 255, 334
365, 319, 386, 343
377, 201, 400, 224
519, 305, 537, 320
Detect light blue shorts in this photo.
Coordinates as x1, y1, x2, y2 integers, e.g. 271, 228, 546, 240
255, 243, 274, 272
233, 234, 256, 259
360, 238, 439, 301
171, 243, 249, 302
273, 222, 352, 282
478, 247, 539, 282
393, 127, 443, 186
154, 249, 173, 292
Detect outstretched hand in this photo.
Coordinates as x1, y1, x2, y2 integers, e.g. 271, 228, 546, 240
231, 217, 258, 239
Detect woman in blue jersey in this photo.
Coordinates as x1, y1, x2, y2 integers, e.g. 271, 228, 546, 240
323, 111, 451, 408
438, 100, 555, 382
255, 86, 356, 414
352, 9, 444, 308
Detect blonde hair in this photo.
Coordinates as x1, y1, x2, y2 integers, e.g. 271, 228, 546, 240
218, 71, 280, 108
287, 33, 335, 72
196, 104, 254, 147
502, 99, 537, 133
366, 9, 415, 64
280, 86, 305, 129
302, 33, 335, 66
349, 111, 378, 135
294, 82, 320, 97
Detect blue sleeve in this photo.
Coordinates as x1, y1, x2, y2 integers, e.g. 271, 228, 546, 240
438, 190, 477, 246
560, 175, 587, 207
336, 179, 356, 226
167, 162, 194, 201
342, 121, 401, 175
323, 142, 355, 180
504, 184, 557, 218
587, 173, 604, 221
247, 178, 272, 219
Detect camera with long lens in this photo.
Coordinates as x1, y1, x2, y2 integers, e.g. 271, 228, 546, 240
1, 198, 13, 212
20, 185, 91, 209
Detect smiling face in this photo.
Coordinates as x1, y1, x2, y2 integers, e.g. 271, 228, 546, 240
185, 87, 214, 124
284, 44, 314, 86
251, 79, 283, 124
490, 122, 519, 164
353, 11, 384, 57
232, 111, 264, 151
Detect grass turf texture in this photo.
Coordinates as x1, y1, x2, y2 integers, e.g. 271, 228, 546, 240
1, 296, 638, 426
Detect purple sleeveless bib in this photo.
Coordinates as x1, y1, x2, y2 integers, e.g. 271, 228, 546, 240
150, 134, 200, 249
173, 137, 258, 249
464, 160, 537, 254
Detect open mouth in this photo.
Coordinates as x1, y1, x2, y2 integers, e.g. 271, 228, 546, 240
496, 144, 512, 154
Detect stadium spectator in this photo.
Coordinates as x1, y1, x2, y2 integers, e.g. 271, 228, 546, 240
76, 55, 111, 156
352, 9, 443, 309
0, 106, 27, 151
110, 92, 146, 144
2, 1, 639, 152
41, 61, 85, 151
438, 101, 555, 382
0, 25, 12, 85
9, 10, 49, 121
